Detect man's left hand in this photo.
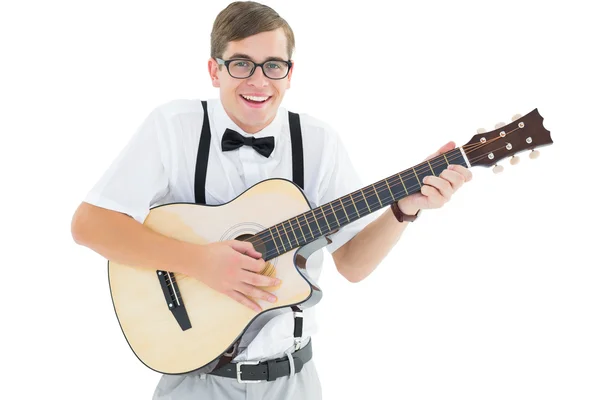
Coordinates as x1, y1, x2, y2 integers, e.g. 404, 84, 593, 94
397, 141, 473, 216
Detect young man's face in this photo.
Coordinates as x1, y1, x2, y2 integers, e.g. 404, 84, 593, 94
209, 28, 293, 134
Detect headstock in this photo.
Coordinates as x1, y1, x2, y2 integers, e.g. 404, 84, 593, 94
461, 109, 553, 171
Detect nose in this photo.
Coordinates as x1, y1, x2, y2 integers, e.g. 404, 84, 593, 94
246, 65, 269, 87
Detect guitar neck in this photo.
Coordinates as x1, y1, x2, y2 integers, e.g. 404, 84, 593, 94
250, 147, 469, 260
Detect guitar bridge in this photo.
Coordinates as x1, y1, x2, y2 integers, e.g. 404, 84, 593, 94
157, 270, 191, 331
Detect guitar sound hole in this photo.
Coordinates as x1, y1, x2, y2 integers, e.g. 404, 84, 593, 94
236, 233, 267, 260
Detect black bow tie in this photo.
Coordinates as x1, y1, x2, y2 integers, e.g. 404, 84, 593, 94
221, 128, 275, 158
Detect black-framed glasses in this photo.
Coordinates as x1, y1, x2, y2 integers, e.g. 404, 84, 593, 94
216, 58, 292, 80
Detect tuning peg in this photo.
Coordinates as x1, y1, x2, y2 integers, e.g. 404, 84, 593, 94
529, 150, 540, 159
477, 128, 486, 134
495, 122, 506, 129
510, 155, 520, 165
511, 114, 522, 121
493, 164, 504, 174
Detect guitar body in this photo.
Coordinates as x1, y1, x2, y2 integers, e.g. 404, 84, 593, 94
108, 179, 324, 375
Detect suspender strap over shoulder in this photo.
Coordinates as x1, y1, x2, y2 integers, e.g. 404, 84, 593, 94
288, 111, 304, 190
194, 100, 211, 205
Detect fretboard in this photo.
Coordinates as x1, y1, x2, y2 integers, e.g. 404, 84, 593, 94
249, 147, 469, 261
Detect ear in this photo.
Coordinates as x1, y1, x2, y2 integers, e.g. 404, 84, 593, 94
208, 58, 220, 88
286, 60, 294, 89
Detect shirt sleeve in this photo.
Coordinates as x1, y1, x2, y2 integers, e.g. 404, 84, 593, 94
317, 128, 382, 255
83, 107, 171, 223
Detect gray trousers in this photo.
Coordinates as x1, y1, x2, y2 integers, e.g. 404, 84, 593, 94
152, 359, 322, 400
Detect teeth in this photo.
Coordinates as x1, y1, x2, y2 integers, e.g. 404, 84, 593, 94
242, 95, 269, 102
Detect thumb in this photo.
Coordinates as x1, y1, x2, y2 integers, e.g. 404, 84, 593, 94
424, 141, 456, 161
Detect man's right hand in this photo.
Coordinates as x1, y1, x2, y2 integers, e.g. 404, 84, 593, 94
191, 240, 280, 312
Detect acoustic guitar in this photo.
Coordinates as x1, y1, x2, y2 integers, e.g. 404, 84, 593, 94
108, 109, 553, 374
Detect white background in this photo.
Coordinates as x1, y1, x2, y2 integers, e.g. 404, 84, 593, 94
2, 0, 599, 399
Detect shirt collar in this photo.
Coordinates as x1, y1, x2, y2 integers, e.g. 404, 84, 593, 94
211, 98, 285, 144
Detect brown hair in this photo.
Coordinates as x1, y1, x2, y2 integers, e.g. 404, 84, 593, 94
211, 1, 295, 60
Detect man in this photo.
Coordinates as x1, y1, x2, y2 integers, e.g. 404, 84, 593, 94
71, 1, 472, 399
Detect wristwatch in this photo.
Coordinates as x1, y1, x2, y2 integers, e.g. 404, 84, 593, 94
391, 201, 420, 223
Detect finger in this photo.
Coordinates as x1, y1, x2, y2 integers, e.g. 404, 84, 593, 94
424, 141, 456, 161
421, 184, 445, 206
241, 257, 267, 273
230, 240, 263, 259
228, 290, 262, 312
423, 176, 453, 199
238, 282, 278, 303
240, 270, 281, 288
439, 169, 465, 190
448, 164, 473, 182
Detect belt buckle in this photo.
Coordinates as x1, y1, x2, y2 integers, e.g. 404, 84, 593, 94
236, 360, 264, 383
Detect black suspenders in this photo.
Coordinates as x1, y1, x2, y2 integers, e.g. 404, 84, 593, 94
194, 101, 212, 205
193, 100, 305, 350
288, 110, 304, 191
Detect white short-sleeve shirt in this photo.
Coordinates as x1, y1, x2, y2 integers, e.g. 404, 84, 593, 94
84, 98, 379, 363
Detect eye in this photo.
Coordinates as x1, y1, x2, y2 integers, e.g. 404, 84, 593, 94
266, 62, 282, 69
232, 60, 250, 68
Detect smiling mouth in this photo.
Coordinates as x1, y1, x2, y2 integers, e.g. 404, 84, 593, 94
240, 94, 272, 104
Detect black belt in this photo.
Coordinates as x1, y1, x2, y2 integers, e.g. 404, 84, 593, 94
209, 340, 312, 383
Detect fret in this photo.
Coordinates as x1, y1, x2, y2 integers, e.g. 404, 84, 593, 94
328, 203, 340, 227
427, 160, 435, 175
412, 165, 430, 192
268, 227, 283, 253
386, 175, 406, 203
282, 221, 293, 248
360, 190, 372, 213
334, 198, 349, 225
384, 179, 394, 201
374, 181, 392, 206
372, 184, 383, 207
402, 168, 422, 196
352, 191, 367, 218
397, 173, 408, 195
412, 168, 422, 188
275, 224, 289, 251
443, 153, 450, 167
320, 204, 337, 231
285, 219, 299, 247
430, 154, 450, 177
308, 210, 322, 236
295, 216, 307, 243
347, 193, 360, 218
303, 213, 316, 239
317, 207, 331, 231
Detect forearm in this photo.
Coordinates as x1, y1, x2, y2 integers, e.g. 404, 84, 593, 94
71, 202, 198, 275
334, 207, 410, 282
